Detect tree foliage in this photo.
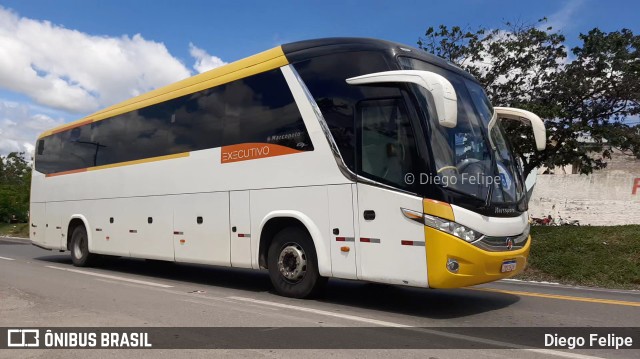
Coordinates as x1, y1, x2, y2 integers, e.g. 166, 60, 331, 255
418, 20, 640, 177
0, 152, 31, 223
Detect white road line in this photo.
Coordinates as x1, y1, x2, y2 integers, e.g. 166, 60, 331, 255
227, 296, 603, 359
228, 296, 409, 327
0, 256, 15, 261
182, 299, 282, 315
45, 265, 173, 288
525, 349, 605, 359
0, 236, 29, 241
502, 278, 561, 285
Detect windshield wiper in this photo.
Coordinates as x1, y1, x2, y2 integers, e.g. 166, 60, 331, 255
481, 112, 498, 208
482, 151, 496, 208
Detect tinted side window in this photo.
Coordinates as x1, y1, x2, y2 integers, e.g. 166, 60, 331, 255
293, 51, 395, 171
89, 87, 226, 166
35, 125, 97, 174
35, 68, 310, 174
222, 69, 312, 151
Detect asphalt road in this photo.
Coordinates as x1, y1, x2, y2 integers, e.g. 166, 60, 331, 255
1, 236, 638, 359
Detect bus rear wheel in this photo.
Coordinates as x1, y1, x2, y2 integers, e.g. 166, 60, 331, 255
70, 225, 96, 267
267, 226, 326, 298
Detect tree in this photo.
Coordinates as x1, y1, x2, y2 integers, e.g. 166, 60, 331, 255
0, 152, 32, 223
418, 20, 640, 177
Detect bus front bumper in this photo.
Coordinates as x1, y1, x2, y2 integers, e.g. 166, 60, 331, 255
425, 227, 530, 288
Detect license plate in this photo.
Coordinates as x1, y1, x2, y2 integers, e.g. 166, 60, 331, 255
501, 260, 517, 273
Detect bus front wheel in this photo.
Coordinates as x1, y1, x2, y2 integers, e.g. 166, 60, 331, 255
70, 225, 96, 267
267, 226, 327, 298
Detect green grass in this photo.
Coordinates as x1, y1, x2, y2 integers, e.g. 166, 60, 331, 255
517, 226, 640, 290
0, 223, 29, 238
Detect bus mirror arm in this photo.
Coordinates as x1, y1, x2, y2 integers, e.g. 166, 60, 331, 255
346, 70, 458, 128
494, 107, 547, 151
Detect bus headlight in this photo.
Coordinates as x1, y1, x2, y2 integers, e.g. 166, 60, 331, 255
400, 208, 484, 243
424, 214, 483, 243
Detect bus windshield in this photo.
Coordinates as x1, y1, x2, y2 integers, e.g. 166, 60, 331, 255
398, 57, 526, 206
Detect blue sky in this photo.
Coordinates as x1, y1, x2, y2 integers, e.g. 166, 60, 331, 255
5, 0, 639, 62
0, 0, 638, 154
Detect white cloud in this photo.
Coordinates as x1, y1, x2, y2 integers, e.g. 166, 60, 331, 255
545, 0, 585, 31
189, 43, 226, 73
0, 6, 192, 113
0, 7, 228, 157
0, 100, 65, 156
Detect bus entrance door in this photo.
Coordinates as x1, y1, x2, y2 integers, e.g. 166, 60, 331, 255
327, 184, 357, 279
355, 183, 428, 287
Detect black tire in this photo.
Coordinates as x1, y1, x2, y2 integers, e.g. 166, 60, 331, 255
267, 226, 327, 298
70, 225, 97, 267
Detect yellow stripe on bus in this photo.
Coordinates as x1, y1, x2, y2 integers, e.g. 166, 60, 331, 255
423, 198, 455, 221
38, 46, 288, 139
87, 152, 190, 172
46, 152, 190, 177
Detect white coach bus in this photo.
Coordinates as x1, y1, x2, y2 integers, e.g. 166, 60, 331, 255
30, 38, 546, 298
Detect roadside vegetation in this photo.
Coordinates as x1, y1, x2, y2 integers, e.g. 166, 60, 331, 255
419, 21, 640, 176
0, 223, 29, 238
0, 152, 31, 224
517, 226, 640, 290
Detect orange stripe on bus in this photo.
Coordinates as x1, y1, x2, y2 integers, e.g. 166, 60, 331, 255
45, 168, 88, 177
221, 143, 302, 164
45, 152, 190, 177
88, 152, 189, 171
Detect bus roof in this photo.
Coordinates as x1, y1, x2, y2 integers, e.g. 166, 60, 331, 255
281, 37, 473, 80
38, 37, 472, 139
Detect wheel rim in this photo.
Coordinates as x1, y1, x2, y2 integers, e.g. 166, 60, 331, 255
73, 234, 84, 260
277, 242, 307, 283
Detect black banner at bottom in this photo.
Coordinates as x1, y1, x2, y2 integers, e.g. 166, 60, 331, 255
2, 327, 638, 350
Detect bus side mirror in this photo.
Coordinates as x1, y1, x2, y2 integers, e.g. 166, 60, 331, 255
494, 107, 547, 151
346, 70, 458, 128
